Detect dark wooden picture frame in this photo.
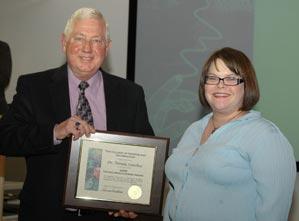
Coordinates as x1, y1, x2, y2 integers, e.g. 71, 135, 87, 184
63, 130, 169, 215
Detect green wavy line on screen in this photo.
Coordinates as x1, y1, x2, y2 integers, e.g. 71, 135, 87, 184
147, 1, 223, 145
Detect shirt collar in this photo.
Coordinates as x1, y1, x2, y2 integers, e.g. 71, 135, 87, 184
67, 66, 103, 90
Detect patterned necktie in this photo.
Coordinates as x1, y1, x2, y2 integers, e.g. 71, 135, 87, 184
76, 81, 94, 126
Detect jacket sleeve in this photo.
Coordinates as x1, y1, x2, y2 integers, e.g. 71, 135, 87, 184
0, 76, 58, 157
133, 86, 154, 136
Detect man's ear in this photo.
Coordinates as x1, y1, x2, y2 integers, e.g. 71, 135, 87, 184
105, 40, 112, 56
61, 34, 67, 53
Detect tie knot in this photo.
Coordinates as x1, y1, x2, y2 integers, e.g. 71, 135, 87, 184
78, 81, 89, 91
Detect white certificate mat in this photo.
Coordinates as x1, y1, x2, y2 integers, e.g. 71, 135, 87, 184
76, 139, 156, 205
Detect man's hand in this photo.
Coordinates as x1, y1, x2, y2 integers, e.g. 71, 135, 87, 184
108, 210, 138, 219
54, 115, 96, 140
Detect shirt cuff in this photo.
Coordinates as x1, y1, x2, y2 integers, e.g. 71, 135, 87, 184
53, 124, 62, 145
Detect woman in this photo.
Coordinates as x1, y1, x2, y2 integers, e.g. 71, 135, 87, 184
163, 47, 296, 221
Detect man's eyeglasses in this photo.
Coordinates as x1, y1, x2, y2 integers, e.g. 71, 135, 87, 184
71, 35, 109, 48
204, 75, 244, 86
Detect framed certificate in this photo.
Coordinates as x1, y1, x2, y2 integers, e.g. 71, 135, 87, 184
63, 131, 169, 215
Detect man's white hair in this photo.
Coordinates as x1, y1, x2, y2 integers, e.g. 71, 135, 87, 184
64, 7, 110, 40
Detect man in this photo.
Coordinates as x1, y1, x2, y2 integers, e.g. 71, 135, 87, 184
0, 8, 153, 221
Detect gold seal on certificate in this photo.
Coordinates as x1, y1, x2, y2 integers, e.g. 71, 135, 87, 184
64, 131, 169, 215
128, 185, 142, 200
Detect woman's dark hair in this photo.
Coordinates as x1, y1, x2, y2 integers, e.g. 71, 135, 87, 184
199, 47, 259, 111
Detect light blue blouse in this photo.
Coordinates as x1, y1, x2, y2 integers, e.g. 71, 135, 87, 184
164, 111, 296, 221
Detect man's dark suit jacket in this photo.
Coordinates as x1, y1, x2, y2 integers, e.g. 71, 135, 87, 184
0, 64, 154, 221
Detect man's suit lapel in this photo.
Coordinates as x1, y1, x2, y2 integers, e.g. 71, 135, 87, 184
49, 64, 71, 123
